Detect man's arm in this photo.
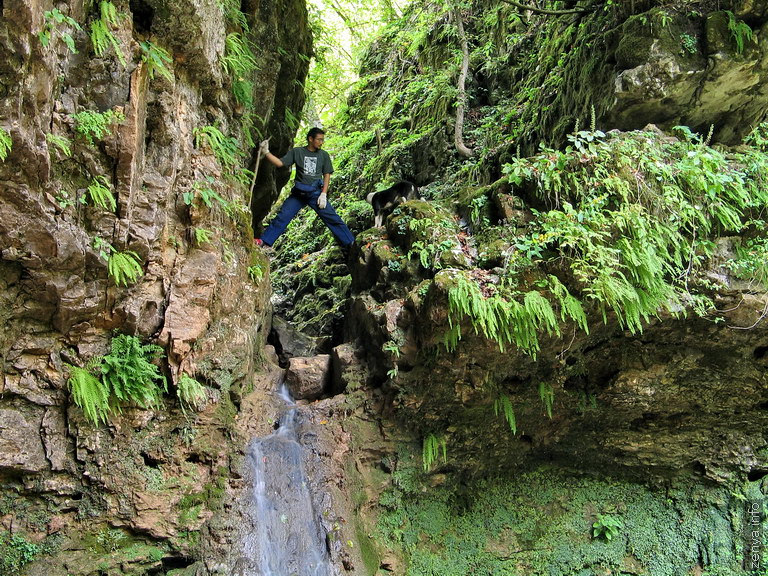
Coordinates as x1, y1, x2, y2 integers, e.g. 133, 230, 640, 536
259, 140, 284, 167
322, 172, 330, 194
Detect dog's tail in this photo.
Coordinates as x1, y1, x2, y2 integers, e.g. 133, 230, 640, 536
366, 191, 376, 205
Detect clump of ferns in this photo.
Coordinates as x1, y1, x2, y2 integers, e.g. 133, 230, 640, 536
494, 125, 768, 343
65, 334, 167, 424
90, 1, 126, 66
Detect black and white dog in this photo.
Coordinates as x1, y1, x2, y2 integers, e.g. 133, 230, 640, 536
366, 181, 420, 227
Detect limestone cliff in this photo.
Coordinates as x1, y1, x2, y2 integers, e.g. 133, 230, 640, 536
0, 0, 309, 573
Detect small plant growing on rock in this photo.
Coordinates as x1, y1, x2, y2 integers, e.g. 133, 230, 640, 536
177, 374, 207, 411
100, 333, 167, 411
422, 433, 447, 471
71, 108, 124, 145
46, 133, 72, 157
90, 0, 126, 65
0, 531, 40, 576
40, 8, 81, 53
194, 125, 243, 173
87, 175, 116, 211
0, 127, 11, 161
493, 394, 517, 433
591, 513, 623, 541
65, 363, 110, 423
93, 237, 145, 286
139, 40, 174, 81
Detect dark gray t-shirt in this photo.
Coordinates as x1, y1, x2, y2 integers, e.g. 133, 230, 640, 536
280, 147, 334, 186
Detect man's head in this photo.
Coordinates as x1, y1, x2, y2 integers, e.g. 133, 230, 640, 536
306, 127, 326, 151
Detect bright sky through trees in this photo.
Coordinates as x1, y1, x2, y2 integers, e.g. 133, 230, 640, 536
305, 0, 408, 127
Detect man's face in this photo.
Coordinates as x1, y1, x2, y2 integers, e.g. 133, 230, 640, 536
309, 134, 325, 149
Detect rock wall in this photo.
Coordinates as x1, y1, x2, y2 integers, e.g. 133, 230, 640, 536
0, 0, 310, 572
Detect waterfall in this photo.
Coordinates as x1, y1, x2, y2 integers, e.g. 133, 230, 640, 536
237, 384, 333, 576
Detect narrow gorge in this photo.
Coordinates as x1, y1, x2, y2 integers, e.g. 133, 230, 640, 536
1, 1, 767, 575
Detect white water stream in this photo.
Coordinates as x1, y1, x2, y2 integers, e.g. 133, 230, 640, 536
239, 385, 333, 576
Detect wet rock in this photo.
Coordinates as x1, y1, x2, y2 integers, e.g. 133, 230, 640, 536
286, 355, 331, 400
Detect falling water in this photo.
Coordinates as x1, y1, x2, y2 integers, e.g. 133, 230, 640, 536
238, 385, 333, 576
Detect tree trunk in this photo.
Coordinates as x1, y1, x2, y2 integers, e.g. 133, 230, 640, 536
454, 9, 474, 158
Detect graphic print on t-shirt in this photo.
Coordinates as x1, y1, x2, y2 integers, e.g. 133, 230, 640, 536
304, 156, 318, 178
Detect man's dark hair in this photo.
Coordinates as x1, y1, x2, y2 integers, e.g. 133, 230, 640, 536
307, 127, 325, 142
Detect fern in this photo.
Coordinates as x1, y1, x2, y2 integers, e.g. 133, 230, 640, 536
87, 176, 116, 211
726, 11, 753, 54
493, 394, 517, 433
194, 227, 213, 245
177, 374, 207, 410
422, 433, 447, 472
90, 1, 126, 65
0, 128, 11, 161
139, 40, 174, 82
100, 334, 167, 411
539, 382, 554, 419
65, 364, 110, 424
108, 250, 144, 286
223, 33, 258, 107
46, 133, 72, 157
194, 125, 242, 170
71, 108, 124, 145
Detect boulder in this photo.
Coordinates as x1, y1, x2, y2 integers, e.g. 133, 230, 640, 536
285, 355, 331, 400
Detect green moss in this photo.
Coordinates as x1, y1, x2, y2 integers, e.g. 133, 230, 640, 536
376, 465, 755, 576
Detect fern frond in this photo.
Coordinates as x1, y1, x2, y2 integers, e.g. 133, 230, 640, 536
87, 176, 116, 211
101, 334, 166, 410
46, 133, 72, 157
0, 127, 12, 161
493, 394, 517, 434
177, 374, 207, 410
539, 382, 554, 419
66, 364, 110, 424
422, 433, 447, 472
108, 250, 144, 286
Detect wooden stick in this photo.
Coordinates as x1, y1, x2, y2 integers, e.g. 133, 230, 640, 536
247, 137, 270, 211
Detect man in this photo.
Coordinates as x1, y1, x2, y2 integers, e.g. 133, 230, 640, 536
254, 127, 355, 254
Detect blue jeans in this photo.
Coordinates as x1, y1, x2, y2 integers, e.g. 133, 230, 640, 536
260, 188, 355, 247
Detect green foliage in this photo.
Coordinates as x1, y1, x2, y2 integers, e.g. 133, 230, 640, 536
109, 250, 144, 286
222, 33, 258, 107
46, 133, 72, 157
93, 237, 144, 286
422, 433, 446, 472
194, 125, 243, 172
725, 229, 768, 288
177, 374, 207, 411
71, 108, 125, 145
247, 264, 264, 282
725, 10, 753, 54
0, 127, 11, 161
539, 381, 554, 419
40, 8, 81, 53
139, 40, 174, 81
0, 532, 39, 576
376, 467, 747, 576
501, 127, 768, 332
183, 177, 232, 213
90, 1, 126, 65
443, 271, 566, 357
493, 394, 516, 433
100, 333, 167, 411
87, 175, 116, 211
194, 227, 213, 246
591, 513, 623, 541
66, 363, 110, 424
